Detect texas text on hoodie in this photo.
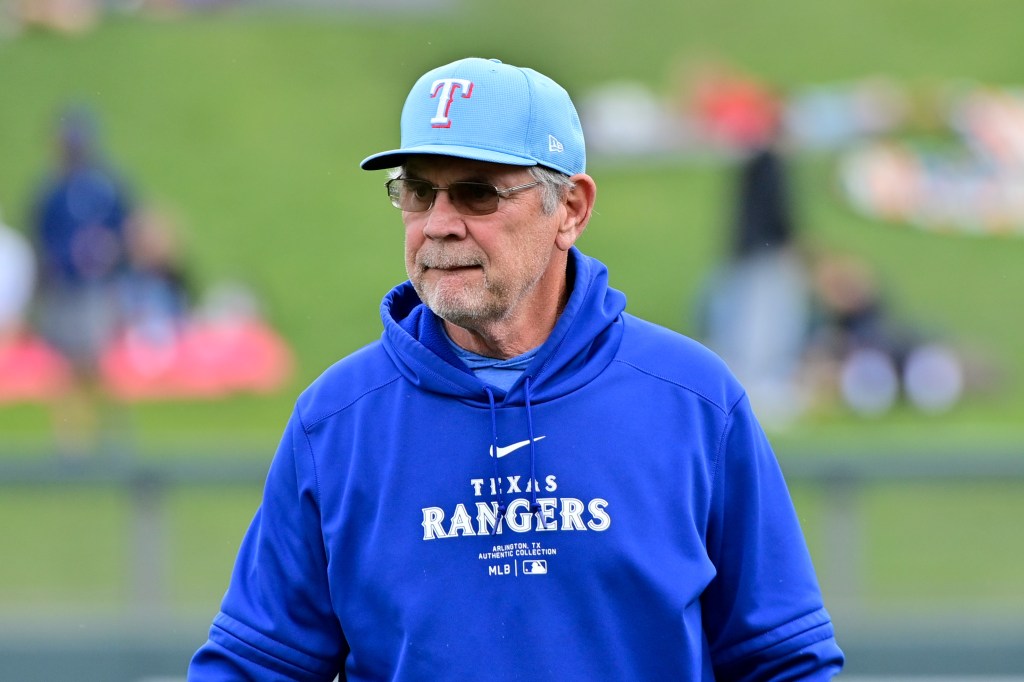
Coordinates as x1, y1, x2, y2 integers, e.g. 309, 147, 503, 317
189, 248, 844, 681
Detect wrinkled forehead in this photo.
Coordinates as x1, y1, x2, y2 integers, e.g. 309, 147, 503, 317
403, 155, 533, 182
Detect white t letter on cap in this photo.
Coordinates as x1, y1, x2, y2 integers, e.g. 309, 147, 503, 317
430, 78, 474, 128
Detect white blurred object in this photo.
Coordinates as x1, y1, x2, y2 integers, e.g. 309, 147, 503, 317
903, 343, 965, 413
0, 216, 36, 334
581, 82, 686, 156
840, 348, 899, 416
198, 280, 263, 323
785, 77, 909, 151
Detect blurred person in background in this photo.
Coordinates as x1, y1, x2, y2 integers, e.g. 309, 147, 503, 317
695, 83, 813, 429
803, 251, 966, 416
119, 205, 191, 348
190, 57, 843, 680
30, 105, 134, 454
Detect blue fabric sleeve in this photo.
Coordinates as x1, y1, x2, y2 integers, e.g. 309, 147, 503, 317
702, 393, 844, 680
188, 408, 347, 681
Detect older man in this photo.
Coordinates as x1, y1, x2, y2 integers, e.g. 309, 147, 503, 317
189, 57, 843, 681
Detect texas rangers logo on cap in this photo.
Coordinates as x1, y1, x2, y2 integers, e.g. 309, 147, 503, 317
360, 57, 586, 176
430, 78, 473, 128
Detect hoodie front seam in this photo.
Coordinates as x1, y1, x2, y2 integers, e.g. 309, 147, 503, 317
613, 359, 731, 415
304, 375, 403, 429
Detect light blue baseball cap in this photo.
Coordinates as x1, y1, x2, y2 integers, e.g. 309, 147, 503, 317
360, 57, 585, 176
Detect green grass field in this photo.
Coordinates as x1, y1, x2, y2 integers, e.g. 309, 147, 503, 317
1, 2, 1023, 623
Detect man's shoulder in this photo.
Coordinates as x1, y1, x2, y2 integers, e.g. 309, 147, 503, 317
616, 313, 743, 414
295, 339, 401, 427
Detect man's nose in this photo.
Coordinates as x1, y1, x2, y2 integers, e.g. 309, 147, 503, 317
421, 189, 466, 239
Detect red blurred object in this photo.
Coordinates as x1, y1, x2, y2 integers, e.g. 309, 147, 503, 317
0, 335, 73, 402
690, 63, 781, 149
100, 319, 294, 401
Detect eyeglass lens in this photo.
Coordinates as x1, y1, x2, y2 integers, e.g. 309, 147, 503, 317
387, 179, 501, 215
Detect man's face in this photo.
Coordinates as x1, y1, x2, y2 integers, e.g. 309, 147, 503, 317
401, 156, 564, 331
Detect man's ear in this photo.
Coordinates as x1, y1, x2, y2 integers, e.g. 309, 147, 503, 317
555, 173, 597, 251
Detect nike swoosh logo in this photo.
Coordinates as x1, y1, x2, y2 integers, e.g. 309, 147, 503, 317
489, 436, 546, 459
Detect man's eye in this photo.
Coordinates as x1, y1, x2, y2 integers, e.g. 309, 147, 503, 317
462, 184, 494, 200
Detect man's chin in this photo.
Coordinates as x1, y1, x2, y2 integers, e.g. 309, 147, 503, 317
419, 292, 492, 327
424, 298, 480, 325
414, 275, 508, 322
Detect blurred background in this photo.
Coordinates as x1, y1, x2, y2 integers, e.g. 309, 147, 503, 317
0, 0, 1022, 679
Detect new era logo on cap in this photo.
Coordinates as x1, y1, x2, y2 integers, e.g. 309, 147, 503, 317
360, 57, 586, 176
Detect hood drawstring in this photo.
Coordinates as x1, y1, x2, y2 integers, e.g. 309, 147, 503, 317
484, 387, 507, 531
485, 381, 547, 534
524, 376, 548, 530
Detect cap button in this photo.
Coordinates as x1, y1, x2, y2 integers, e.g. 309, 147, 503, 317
488, 58, 503, 64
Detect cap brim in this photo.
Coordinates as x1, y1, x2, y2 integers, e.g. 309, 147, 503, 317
360, 144, 537, 171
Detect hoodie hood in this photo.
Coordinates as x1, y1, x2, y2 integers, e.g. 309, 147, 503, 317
380, 247, 626, 406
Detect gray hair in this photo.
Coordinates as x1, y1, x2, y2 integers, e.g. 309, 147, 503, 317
528, 165, 576, 214
390, 163, 575, 214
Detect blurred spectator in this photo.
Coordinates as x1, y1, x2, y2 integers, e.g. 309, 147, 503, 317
120, 206, 191, 347
695, 95, 812, 429
730, 126, 796, 257
806, 253, 911, 365
804, 252, 966, 415
30, 105, 135, 453
32, 105, 134, 374
803, 252, 908, 415
17, 106, 291, 413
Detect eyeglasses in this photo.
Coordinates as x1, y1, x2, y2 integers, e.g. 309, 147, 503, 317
385, 178, 541, 216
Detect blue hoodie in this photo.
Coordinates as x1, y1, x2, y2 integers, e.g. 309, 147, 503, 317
189, 249, 843, 681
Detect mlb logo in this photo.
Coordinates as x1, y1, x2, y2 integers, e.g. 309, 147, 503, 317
522, 560, 548, 575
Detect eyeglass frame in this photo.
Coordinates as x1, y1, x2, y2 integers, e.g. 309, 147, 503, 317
385, 177, 542, 216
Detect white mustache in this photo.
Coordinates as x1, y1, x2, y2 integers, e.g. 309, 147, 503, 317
417, 250, 484, 270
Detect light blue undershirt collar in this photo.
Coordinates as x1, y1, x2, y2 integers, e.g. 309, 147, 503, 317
444, 333, 539, 392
